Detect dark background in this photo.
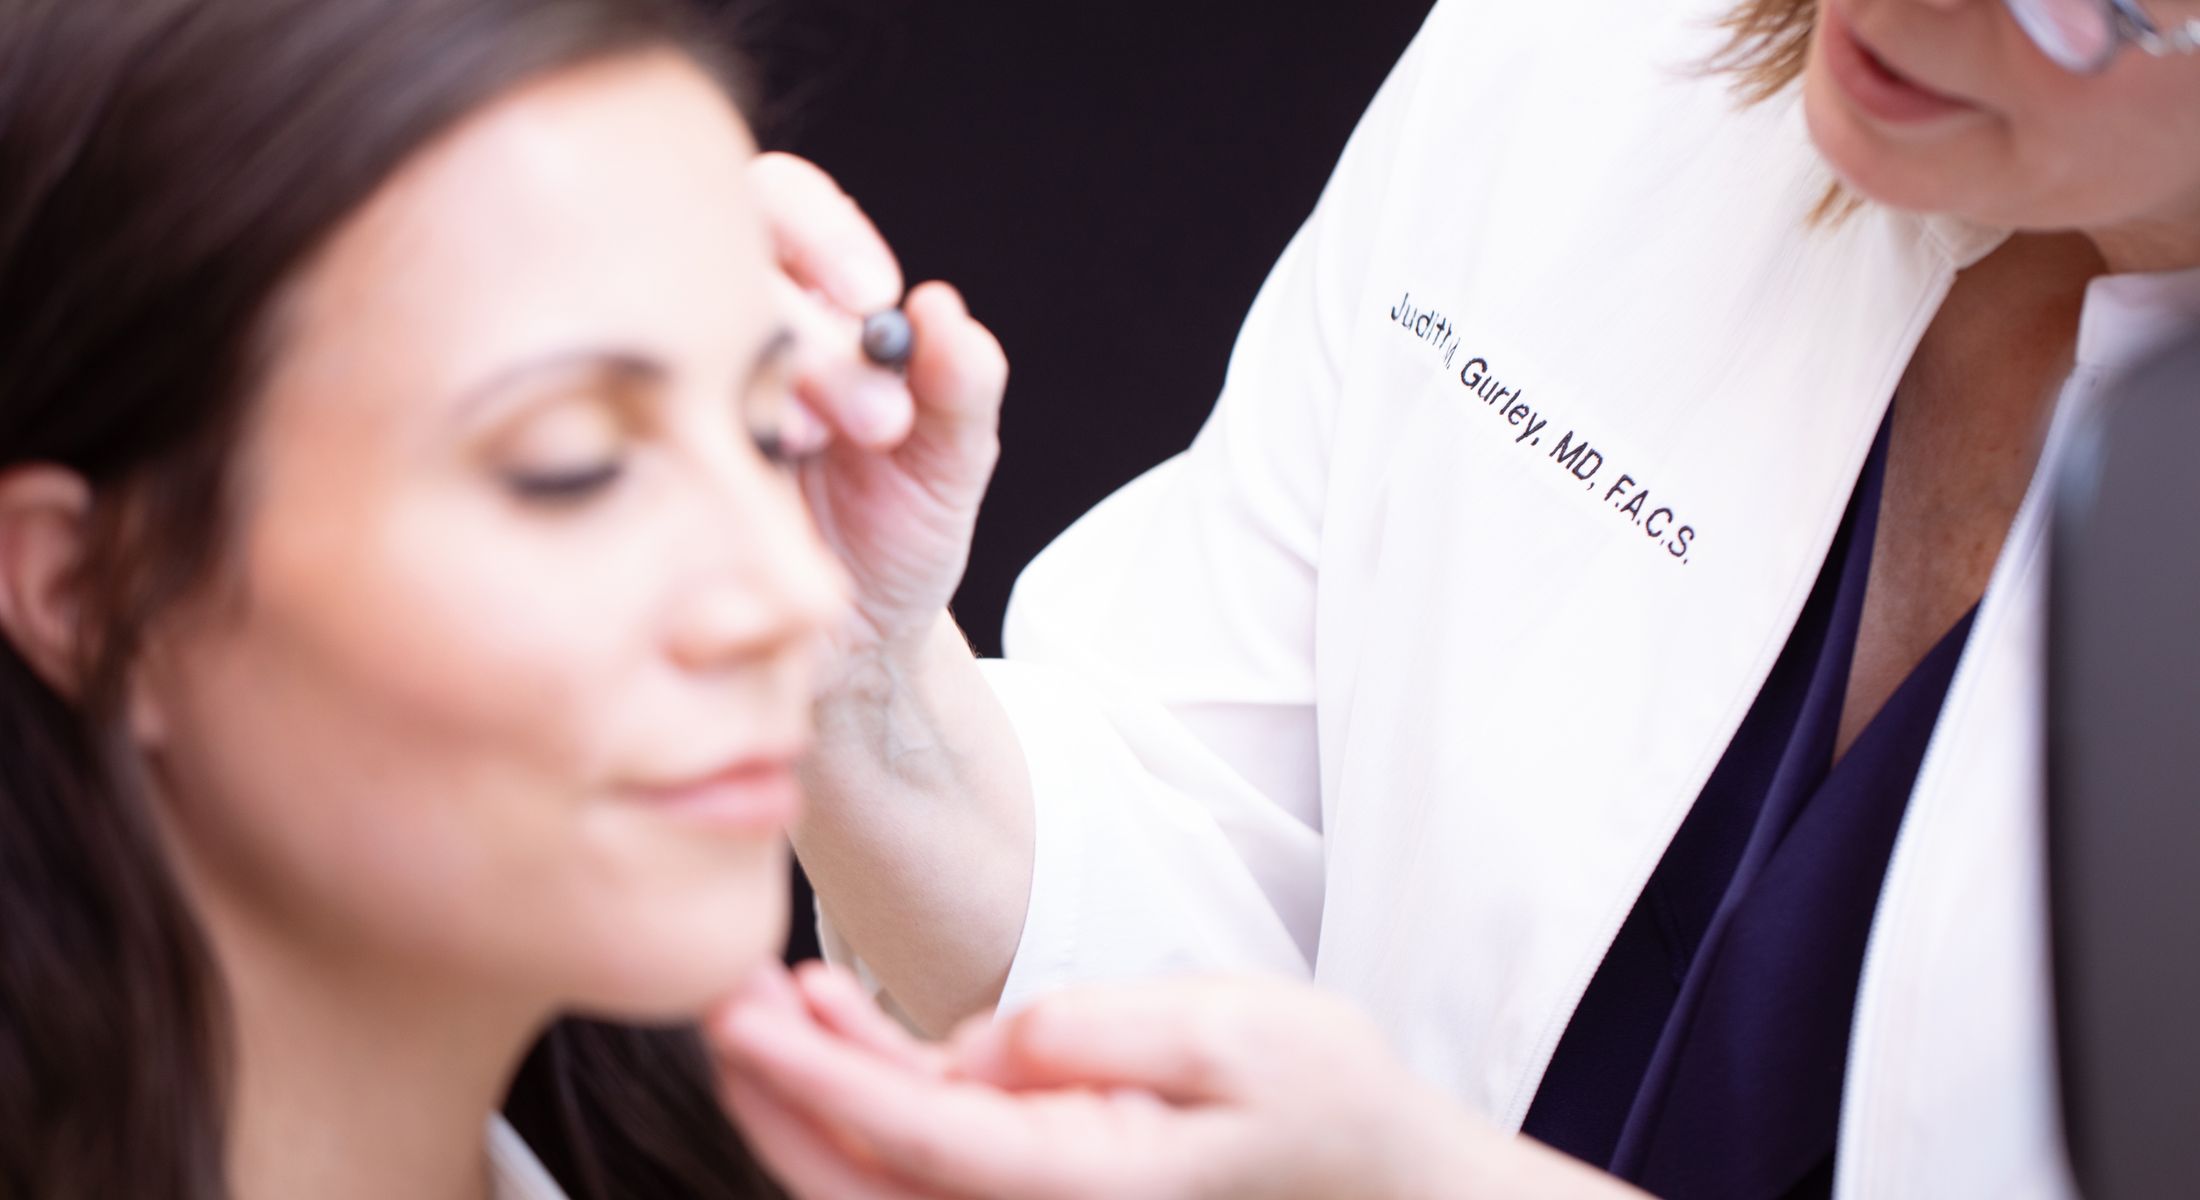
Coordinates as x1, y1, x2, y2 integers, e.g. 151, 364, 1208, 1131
704, 0, 1437, 959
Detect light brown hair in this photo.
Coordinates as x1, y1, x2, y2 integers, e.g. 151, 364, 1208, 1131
1714, 0, 1862, 219
1714, 0, 1821, 104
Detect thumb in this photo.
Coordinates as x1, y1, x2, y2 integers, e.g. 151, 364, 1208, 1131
949, 981, 1262, 1105
901, 281, 1008, 451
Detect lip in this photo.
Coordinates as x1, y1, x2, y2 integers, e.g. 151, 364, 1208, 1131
1822, 2, 1981, 126
627, 751, 807, 833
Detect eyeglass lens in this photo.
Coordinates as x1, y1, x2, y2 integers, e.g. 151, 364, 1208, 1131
2006, 0, 2199, 71
2007, 0, 2121, 70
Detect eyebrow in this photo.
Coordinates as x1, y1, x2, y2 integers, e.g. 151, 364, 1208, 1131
451, 326, 799, 423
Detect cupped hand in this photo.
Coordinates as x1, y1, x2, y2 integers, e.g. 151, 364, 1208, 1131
710, 963, 1637, 1200
748, 153, 1007, 655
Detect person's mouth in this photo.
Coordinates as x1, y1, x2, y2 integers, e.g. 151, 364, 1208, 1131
1822, 2, 1982, 126
627, 745, 809, 833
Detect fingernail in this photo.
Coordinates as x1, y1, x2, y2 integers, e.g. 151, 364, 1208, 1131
794, 958, 845, 987
782, 400, 831, 458
714, 1002, 783, 1054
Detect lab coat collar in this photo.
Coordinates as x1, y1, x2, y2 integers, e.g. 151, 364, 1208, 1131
1905, 213, 2200, 371
1898, 217, 2200, 372
1833, 244, 2200, 1200
1902, 213, 2200, 373
2077, 265, 2200, 373
490, 1116, 569, 1200
1919, 211, 2010, 271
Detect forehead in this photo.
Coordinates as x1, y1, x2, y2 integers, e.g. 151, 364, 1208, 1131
264, 51, 770, 413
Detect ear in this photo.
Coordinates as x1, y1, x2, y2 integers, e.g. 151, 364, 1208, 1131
0, 465, 94, 697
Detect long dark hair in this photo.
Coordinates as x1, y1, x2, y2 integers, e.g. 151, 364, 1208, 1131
0, 1, 780, 1195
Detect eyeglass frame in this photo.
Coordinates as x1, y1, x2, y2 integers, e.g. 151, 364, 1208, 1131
2009, 0, 2200, 74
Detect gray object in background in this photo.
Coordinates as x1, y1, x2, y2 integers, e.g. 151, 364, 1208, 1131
2050, 327, 2200, 1200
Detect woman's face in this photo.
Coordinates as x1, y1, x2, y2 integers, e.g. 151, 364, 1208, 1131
136, 53, 846, 1020
1804, 0, 2200, 255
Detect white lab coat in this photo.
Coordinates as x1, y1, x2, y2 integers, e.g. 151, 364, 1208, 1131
873, 0, 2200, 1196
491, 1117, 567, 1200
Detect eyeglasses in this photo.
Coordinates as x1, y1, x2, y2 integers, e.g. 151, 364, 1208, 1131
2005, 0, 2200, 74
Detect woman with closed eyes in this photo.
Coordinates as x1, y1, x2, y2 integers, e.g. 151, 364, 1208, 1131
0, 1, 1003, 1194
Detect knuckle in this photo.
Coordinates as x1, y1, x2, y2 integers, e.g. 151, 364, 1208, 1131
936, 324, 1008, 398
749, 149, 797, 174
1176, 1009, 1244, 1095
750, 156, 867, 236
746, 153, 803, 202
751, 150, 832, 191
973, 325, 1010, 377
1004, 1002, 1076, 1068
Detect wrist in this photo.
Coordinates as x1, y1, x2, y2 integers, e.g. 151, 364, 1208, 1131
802, 611, 982, 818
1365, 1080, 1500, 1200
1414, 1117, 1647, 1200
817, 608, 953, 708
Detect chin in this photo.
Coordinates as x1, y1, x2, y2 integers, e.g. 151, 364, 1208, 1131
1798, 44, 2006, 222
563, 853, 793, 1023
1803, 64, 1927, 213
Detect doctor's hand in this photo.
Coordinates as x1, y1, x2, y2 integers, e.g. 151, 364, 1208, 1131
748, 153, 1007, 655
748, 153, 1026, 1039
713, 963, 1646, 1200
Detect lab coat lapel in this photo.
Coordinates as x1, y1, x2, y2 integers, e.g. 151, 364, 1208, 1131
1312, 85, 1977, 1123
1834, 378, 2085, 1200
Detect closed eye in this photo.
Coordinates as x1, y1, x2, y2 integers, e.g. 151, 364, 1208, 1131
505, 461, 625, 502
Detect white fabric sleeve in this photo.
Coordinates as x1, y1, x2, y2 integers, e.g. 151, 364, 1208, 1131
815, 7, 1441, 1007
984, 12, 1439, 1012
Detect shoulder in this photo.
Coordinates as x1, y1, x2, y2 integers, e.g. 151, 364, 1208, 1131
1409, 0, 1737, 77
1365, 0, 1780, 189
1343, 0, 1800, 236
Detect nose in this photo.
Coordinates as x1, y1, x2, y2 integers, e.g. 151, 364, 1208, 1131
664, 464, 848, 675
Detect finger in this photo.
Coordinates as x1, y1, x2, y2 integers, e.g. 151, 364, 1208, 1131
902, 282, 1009, 446
779, 395, 835, 462
721, 1068, 948, 1200
779, 273, 917, 450
729, 958, 801, 1007
776, 275, 1005, 461
751, 152, 905, 315
714, 997, 1098, 1199
950, 983, 1264, 1104
793, 961, 946, 1077
709, 958, 805, 1033
795, 355, 915, 451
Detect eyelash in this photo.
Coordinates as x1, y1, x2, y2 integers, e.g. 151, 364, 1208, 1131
751, 427, 820, 470
501, 403, 808, 506
505, 461, 624, 503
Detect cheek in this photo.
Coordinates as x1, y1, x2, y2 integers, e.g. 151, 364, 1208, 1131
146, 487, 786, 1015
2020, 70, 2200, 229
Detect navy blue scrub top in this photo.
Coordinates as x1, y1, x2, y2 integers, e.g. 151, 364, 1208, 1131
1520, 411, 1978, 1199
